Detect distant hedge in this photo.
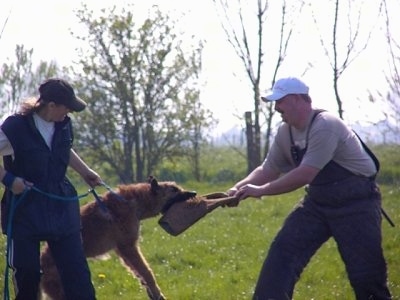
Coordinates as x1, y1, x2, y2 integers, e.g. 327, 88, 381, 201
373, 144, 400, 185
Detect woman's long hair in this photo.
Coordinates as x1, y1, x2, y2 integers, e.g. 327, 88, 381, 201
18, 97, 46, 115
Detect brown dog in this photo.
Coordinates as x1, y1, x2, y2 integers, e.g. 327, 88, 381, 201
40, 176, 196, 300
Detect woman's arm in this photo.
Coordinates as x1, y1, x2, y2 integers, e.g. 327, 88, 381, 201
69, 149, 102, 187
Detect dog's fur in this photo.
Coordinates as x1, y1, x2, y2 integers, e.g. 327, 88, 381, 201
40, 176, 196, 300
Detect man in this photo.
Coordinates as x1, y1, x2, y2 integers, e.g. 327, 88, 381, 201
228, 77, 392, 299
1, 78, 101, 299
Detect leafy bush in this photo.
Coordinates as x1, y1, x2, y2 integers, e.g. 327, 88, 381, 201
373, 144, 400, 185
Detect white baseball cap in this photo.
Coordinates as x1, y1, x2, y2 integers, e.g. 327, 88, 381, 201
261, 77, 309, 102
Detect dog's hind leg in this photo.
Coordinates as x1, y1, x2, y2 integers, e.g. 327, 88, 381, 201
115, 243, 166, 300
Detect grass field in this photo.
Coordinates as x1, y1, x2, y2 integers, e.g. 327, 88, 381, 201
1, 183, 399, 299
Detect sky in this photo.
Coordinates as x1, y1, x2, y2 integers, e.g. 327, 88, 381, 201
0, 0, 398, 136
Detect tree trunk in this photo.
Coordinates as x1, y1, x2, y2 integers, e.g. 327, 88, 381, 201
245, 111, 258, 173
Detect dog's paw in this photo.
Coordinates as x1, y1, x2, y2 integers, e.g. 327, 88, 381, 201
147, 290, 166, 300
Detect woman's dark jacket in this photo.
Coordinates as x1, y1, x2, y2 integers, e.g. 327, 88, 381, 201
1, 113, 80, 239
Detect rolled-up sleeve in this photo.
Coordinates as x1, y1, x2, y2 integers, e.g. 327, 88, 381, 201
0, 129, 13, 156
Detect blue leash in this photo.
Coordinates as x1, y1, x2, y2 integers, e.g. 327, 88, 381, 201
90, 181, 126, 213
2, 183, 118, 300
4, 188, 29, 300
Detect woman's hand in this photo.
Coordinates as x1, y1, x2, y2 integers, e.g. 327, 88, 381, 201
81, 169, 102, 188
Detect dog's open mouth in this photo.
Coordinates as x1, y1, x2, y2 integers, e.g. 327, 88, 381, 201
161, 191, 197, 214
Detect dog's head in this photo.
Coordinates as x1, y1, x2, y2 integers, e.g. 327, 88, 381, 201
148, 176, 197, 214
107, 176, 197, 219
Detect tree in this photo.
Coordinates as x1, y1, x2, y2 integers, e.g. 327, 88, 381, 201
0, 45, 59, 115
311, 0, 382, 119
212, 0, 301, 172
0, 45, 34, 115
375, 0, 400, 143
71, 5, 214, 183
181, 89, 216, 181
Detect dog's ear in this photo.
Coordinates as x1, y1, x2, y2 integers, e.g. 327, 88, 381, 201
148, 175, 157, 183
148, 176, 159, 193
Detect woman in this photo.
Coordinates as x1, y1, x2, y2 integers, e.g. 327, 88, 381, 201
0, 78, 101, 299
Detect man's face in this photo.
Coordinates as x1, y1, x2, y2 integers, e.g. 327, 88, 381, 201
274, 94, 298, 124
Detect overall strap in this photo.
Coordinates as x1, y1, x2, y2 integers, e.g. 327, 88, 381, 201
289, 109, 325, 148
352, 131, 380, 175
352, 133, 395, 227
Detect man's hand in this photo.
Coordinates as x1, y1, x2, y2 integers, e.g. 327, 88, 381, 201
236, 184, 264, 201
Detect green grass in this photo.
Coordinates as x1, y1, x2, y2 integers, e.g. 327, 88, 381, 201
1, 184, 399, 299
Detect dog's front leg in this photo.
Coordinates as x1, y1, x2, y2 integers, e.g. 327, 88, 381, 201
116, 244, 166, 300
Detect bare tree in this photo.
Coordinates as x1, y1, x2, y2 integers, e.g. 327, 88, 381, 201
0, 8, 11, 42
212, 0, 300, 172
375, 0, 400, 143
311, 0, 383, 119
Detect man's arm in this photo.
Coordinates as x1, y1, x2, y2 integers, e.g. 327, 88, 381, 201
235, 164, 320, 200
227, 165, 280, 196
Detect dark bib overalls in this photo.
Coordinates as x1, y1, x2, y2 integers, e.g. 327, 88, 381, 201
253, 112, 391, 300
